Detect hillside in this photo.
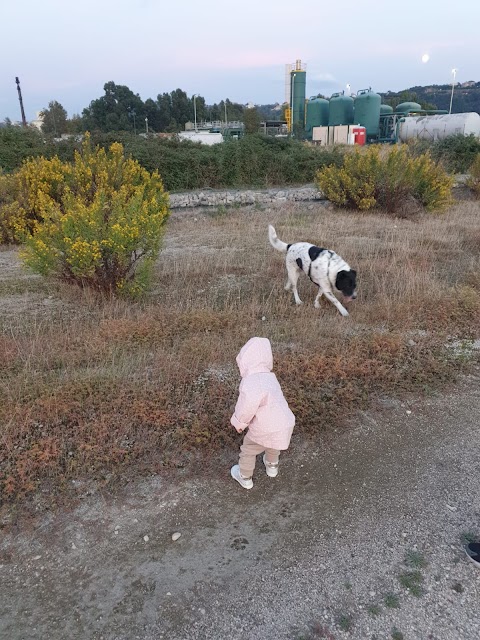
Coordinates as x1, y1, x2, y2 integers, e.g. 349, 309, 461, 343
380, 82, 480, 114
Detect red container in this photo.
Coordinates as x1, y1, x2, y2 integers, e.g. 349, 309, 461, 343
352, 126, 366, 145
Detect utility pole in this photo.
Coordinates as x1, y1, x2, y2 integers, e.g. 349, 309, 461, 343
449, 68, 457, 115
15, 77, 27, 127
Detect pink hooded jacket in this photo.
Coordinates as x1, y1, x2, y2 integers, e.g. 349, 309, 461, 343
230, 337, 295, 450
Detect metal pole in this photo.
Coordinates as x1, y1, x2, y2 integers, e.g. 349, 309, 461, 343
193, 94, 197, 132
449, 69, 457, 114
224, 100, 227, 128
145, 117, 148, 134
15, 77, 27, 127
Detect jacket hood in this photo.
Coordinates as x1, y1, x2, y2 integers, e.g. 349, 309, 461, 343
236, 337, 273, 378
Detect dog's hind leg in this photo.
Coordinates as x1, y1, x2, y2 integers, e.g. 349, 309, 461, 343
324, 291, 349, 317
286, 261, 303, 305
314, 288, 324, 309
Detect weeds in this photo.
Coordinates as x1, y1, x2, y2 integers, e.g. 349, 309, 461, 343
398, 570, 424, 597
337, 614, 353, 632
384, 593, 400, 609
367, 604, 382, 617
404, 550, 428, 569
460, 531, 478, 545
391, 627, 404, 640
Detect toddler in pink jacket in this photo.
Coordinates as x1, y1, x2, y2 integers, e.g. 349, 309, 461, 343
230, 337, 295, 489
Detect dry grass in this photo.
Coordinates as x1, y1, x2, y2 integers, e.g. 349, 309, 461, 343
1, 201, 480, 504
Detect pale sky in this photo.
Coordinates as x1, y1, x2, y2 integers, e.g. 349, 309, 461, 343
1, 0, 478, 121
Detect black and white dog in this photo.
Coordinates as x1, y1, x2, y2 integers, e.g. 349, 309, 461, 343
268, 225, 357, 317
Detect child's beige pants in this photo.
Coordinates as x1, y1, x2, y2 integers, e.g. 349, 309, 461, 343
239, 434, 280, 478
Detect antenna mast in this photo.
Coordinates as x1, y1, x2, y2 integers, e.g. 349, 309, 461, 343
15, 77, 27, 127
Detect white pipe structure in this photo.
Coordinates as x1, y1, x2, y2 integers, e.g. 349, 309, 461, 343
449, 68, 457, 114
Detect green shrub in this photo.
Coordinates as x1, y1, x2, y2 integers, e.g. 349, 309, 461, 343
409, 134, 480, 173
316, 145, 453, 214
21, 135, 169, 295
0, 126, 46, 173
466, 154, 480, 198
0, 129, 346, 191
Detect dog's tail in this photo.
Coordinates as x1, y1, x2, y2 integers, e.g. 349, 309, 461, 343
268, 225, 289, 253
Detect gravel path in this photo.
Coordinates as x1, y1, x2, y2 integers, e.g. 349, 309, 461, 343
1, 369, 480, 640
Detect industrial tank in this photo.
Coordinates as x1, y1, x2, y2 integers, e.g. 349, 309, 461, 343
354, 88, 381, 139
398, 113, 480, 142
380, 104, 394, 115
290, 60, 307, 133
328, 93, 354, 126
395, 102, 421, 115
305, 98, 329, 139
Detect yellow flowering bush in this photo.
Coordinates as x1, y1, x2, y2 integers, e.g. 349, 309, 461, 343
0, 172, 29, 243
316, 145, 453, 214
20, 135, 169, 294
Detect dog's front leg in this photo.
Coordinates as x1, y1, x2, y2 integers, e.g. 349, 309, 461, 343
324, 291, 349, 317
314, 288, 324, 309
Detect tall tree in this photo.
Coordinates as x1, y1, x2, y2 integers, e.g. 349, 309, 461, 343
82, 82, 145, 132
243, 107, 261, 134
40, 101, 68, 136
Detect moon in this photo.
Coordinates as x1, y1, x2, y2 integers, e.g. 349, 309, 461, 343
421, 53, 430, 63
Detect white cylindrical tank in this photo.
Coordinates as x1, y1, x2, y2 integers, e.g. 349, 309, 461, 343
398, 112, 480, 142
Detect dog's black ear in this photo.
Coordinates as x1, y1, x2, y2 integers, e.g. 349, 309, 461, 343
350, 269, 357, 277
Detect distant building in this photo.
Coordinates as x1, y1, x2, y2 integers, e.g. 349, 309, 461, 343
30, 112, 44, 130
178, 131, 224, 145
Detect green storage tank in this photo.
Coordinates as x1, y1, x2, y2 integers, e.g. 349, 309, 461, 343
380, 104, 394, 115
328, 92, 354, 126
395, 102, 421, 115
291, 65, 307, 134
354, 88, 381, 139
305, 97, 329, 139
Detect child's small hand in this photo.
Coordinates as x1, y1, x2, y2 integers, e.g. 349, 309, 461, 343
234, 426, 243, 434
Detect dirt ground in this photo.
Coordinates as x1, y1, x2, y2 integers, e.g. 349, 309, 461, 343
1, 367, 480, 640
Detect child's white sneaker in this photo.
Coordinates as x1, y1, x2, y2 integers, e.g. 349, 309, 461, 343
230, 465, 253, 489
263, 455, 279, 478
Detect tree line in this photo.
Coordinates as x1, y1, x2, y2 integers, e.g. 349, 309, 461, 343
28, 82, 255, 136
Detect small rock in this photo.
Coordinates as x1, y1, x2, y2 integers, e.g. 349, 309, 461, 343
114, 525, 120, 530
406, 410, 412, 415
408, 339, 416, 347
71, 543, 77, 550
446, 504, 457, 512
261, 316, 266, 321
171, 532, 182, 542
199, 608, 206, 615
143, 535, 150, 542
166, 592, 172, 596
402, 532, 408, 538
369, 591, 376, 597
33, 555, 42, 560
